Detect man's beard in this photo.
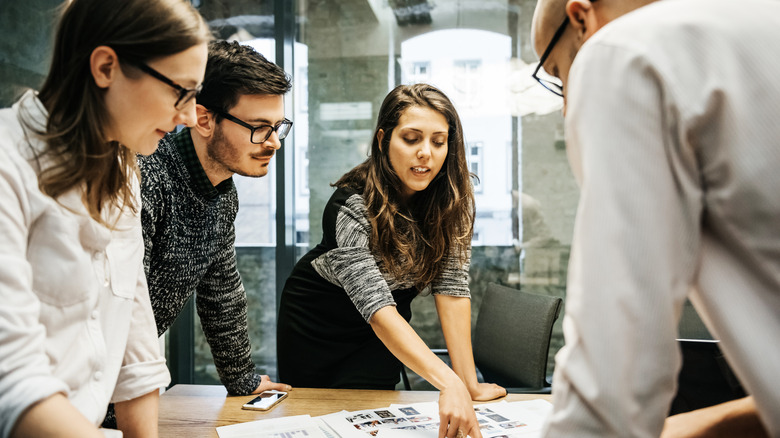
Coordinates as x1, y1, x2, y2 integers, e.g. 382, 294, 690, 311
206, 125, 270, 178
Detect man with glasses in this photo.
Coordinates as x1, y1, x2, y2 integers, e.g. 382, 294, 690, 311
530, 0, 780, 437
140, 40, 292, 396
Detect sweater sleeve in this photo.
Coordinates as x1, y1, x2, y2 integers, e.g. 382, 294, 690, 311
430, 244, 471, 297
310, 192, 396, 323
138, 158, 160, 281
194, 222, 262, 395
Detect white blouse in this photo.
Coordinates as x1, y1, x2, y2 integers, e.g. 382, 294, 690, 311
0, 91, 170, 437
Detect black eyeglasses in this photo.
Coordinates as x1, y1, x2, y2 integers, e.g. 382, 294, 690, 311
136, 62, 202, 110
531, 16, 569, 97
216, 111, 293, 144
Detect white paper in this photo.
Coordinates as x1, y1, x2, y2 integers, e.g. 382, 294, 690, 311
216, 414, 330, 438
319, 400, 552, 438
216, 400, 552, 438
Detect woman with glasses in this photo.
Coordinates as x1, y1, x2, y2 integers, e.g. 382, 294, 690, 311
0, 0, 210, 436
277, 84, 506, 438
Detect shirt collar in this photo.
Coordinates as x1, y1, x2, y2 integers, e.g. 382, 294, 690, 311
171, 128, 233, 199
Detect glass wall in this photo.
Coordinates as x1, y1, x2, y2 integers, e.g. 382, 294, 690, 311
187, 0, 576, 386
293, 0, 574, 387
0, 0, 579, 388
0, 1, 59, 107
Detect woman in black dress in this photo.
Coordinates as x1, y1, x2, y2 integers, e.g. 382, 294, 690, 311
278, 84, 505, 438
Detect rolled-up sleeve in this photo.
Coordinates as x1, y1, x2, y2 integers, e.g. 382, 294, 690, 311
111, 266, 170, 402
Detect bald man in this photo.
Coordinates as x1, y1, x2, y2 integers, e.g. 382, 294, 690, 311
530, 0, 780, 436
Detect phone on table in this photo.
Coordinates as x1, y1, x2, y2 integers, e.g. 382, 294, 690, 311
241, 390, 289, 411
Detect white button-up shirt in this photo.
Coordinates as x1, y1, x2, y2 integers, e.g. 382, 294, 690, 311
0, 91, 170, 437
543, 0, 780, 437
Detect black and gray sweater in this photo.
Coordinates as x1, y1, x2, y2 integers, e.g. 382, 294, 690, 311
138, 128, 261, 395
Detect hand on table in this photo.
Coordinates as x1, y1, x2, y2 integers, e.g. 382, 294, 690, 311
437, 382, 483, 438
469, 382, 506, 401
252, 375, 292, 394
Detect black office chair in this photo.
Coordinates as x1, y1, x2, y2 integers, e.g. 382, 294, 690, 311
678, 299, 713, 340
401, 282, 562, 393
473, 282, 562, 393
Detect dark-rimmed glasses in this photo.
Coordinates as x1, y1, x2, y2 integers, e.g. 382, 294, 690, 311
136, 63, 202, 110
216, 111, 293, 144
531, 16, 570, 97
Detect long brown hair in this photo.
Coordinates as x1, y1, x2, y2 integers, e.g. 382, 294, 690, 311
30, 0, 210, 224
336, 84, 475, 290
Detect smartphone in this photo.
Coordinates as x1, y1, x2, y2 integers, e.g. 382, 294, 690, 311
241, 390, 288, 411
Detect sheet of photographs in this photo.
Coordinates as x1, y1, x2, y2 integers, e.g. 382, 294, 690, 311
320, 400, 552, 438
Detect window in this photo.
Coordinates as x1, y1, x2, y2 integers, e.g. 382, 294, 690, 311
472, 229, 482, 245
297, 147, 309, 196
0, 0, 578, 388
414, 62, 429, 76
298, 2, 575, 383
469, 141, 484, 193
405, 61, 431, 83
296, 66, 309, 114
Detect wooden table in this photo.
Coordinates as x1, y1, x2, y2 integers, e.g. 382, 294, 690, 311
159, 384, 552, 438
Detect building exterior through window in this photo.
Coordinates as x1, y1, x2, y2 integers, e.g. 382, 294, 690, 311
0, 0, 575, 388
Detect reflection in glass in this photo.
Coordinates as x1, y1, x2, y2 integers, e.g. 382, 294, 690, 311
298, 1, 576, 387
142, 0, 578, 387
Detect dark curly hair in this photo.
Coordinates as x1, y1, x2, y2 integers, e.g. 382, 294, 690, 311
335, 83, 475, 290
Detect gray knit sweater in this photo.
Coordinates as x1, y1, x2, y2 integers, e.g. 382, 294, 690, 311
138, 128, 262, 395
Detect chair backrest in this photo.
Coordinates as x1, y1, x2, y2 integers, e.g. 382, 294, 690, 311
678, 299, 713, 340
473, 282, 562, 389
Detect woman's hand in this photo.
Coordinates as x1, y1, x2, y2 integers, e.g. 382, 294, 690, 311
433, 296, 505, 404
437, 381, 483, 438
367, 306, 487, 438
468, 382, 506, 401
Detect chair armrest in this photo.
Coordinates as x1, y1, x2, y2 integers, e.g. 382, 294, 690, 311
505, 386, 553, 394
431, 348, 449, 356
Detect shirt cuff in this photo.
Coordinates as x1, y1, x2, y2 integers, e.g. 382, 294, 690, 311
110, 359, 171, 403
